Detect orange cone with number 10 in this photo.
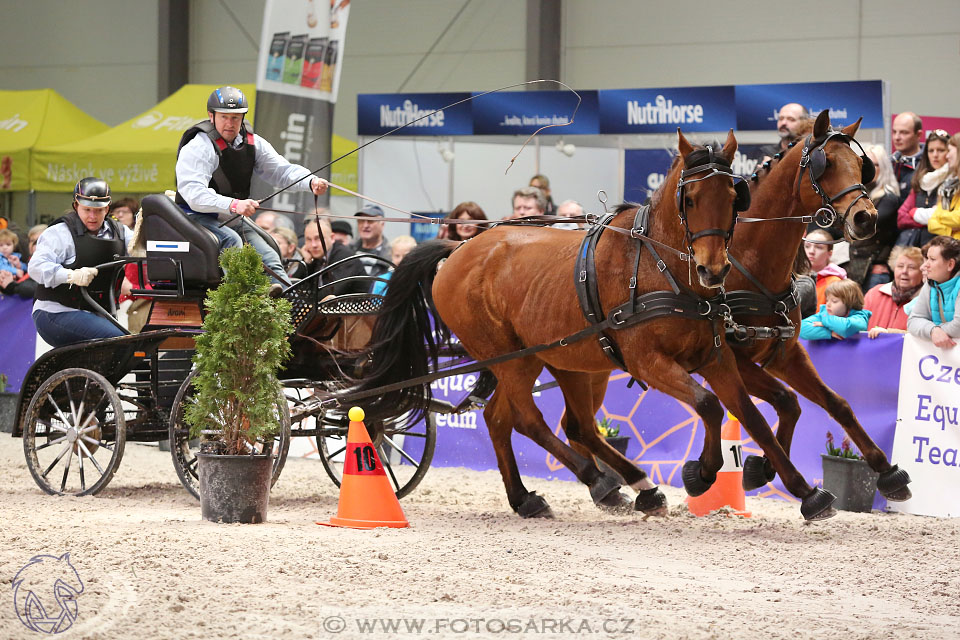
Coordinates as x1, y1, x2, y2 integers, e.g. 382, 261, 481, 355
685, 413, 751, 518
317, 407, 409, 529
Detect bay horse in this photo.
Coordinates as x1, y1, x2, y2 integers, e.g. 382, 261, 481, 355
722, 109, 913, 500
356, 130, 835, 520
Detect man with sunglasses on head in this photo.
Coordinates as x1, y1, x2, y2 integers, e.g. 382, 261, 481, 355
175, 86, 328, 295
29, 178, 134, 347
891, 112, 924, 207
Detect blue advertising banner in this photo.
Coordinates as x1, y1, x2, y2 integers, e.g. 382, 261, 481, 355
0, 295, 38, 393
597, 86, 736, 134
428, 333, 904, 509
357, 92, 473, 136
410, 212, 446, 244
735, 80, 885, 130
623, 148, 674, 203
471, 90, 598, 136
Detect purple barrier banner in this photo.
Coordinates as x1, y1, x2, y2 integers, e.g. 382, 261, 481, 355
0, 295, 37, 392
430, 333, 904, 505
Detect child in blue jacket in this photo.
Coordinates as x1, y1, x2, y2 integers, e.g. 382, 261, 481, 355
800, 279, 872, 340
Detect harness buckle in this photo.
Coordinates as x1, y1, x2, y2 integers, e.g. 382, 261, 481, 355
656, 260, 667, 272
611, 309, 626, 326
698, 300, 713, 316
585, 213, 599, 225
629, 276, 637, 289
578, 270, 587, 283
630, 226, 644, 239
714, 334, 722, 348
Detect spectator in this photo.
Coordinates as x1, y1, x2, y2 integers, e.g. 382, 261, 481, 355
254, 210, 295, 233
27, 224, 48, 262
108, 197, 139, 231
269, 227, 306, 279
371, 235, 417, 296
0, 229, 26, 279
804, 229, 846, 306
529, 174, 556, 215
847, 144, 901, 289
927, 133, 960, 240
554, 199, 583, 230
447, 201, 487, 241
896, 129, 951, 247
890, 112, 924, 207
507, 186, 545, 220
303, 214, 367, 294
760, 103, 810, 160
800, 279, 870, 341
907, 236, 960, 349
330, 220, 353, 245
351, 204, 391, 276
865, 246, 924, 338
793, 246, 818, 318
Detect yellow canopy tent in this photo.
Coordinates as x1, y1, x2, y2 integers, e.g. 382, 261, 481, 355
0, 89, 107, 192
31, 84, 256, 194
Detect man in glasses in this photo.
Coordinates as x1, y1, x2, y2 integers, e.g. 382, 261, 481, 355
891, 112, 924, 206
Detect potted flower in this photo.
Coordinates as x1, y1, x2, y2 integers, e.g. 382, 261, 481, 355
821, 431, 879, 513
597, 417, 630, 456
0, 373, 17, 433
185, 245, 293, 523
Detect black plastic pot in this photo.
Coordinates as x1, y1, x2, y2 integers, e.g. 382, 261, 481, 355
821, 454, 879, 513
605, 436, 630, 456
0, 391, 18, 433
197, 453, 274, 523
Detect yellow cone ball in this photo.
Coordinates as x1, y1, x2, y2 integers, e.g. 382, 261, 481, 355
348, 407, 365, 422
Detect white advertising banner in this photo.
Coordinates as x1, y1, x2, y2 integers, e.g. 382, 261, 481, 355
890, 334, 960, 517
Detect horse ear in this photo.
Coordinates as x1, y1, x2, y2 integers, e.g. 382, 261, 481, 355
721, 128, 738, 160
677, 128, 693, 157
840, 117, 863, 138
813, 109, 830, 138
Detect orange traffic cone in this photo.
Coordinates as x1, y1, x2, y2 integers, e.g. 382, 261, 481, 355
318, 407, 409, 529
686, 412, 751, 517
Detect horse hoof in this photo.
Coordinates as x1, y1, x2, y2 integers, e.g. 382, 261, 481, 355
517, 492, 553, 518
598, 490, 633, 513
634, 487, 668, 516
589, 473, 622, 505
877, 464, 912, 502
742, 455, 776, 491
682, 460, 714, 497
800, 487, 837, 521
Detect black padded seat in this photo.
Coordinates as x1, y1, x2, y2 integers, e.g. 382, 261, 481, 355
141, 194, 221, 287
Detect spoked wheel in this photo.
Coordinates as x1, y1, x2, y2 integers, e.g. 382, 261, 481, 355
168, 370, 291, 500
22, 368, 126, 496
316, 404, 436, 499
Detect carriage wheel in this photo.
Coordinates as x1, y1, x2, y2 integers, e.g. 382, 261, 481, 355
316, 405, 436, 499
168, 369, 291, 500
22, 368, 126, 496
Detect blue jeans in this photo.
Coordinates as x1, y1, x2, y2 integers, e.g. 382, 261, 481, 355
189, 213, 288, 285
33, 310, 126, 348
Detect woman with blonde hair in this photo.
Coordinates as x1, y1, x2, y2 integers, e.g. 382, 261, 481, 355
848, 143, 901, 289
927, 133, 960, 239
865, 245, 924, 337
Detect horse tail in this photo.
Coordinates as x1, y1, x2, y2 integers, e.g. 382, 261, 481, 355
352, 239, 459, 422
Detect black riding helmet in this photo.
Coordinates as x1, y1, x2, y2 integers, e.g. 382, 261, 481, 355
207, 86, 249, 114
73, 177, 111, 209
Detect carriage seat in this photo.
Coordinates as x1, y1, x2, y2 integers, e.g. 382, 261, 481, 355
141, 194, 221, 288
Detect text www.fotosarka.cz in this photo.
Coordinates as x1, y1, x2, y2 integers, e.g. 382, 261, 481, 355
320, 615, 637, 635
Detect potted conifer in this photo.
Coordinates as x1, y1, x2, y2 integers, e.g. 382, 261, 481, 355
821, 431, 879, 513
0, 373, 18, 433
185, 245, 293, 523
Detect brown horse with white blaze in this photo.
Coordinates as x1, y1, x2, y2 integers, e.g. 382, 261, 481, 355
355, 130, 835, 520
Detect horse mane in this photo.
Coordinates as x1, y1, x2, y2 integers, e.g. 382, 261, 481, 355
648, 142, 728, 209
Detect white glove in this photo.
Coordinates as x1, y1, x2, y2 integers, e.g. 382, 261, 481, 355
913, 206, 935, 225
65, 267, 98, 287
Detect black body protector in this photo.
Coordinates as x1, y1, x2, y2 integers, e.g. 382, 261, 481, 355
34, 212, 126, 312
174, 120, 256, 207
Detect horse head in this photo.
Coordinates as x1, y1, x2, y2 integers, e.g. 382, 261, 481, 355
675, 129, 742, 288
796, 109, 878, 241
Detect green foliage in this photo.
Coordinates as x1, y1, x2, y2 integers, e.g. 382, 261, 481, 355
824, 431, 863, 460
596, 416, 620, 438
185, 245, 293, 454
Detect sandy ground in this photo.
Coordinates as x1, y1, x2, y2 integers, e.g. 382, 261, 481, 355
2, 431, 959, 640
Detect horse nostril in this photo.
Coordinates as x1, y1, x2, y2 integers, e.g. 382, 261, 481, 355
854, 210, 875, 230
720, 262, 731, 279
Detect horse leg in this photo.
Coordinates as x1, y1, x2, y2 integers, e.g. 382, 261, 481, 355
549, 367, 667, 516
766, 344, 912, 501
733, 352, 802, 491
700, 355, 836, 521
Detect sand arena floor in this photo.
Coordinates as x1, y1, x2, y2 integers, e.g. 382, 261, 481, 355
2, 431, 959, 639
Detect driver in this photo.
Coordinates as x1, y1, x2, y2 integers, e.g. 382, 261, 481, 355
175, 86, 328, 295
29, 177, 133, 347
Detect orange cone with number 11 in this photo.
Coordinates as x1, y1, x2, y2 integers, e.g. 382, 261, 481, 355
685, 413, 751, 518
317, 407, 409, 529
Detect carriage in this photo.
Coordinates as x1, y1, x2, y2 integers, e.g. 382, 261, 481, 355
11, 194, 449, 499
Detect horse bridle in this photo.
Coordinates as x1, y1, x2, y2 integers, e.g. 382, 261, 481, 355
675, 145, 750, 257
796, 131, 875, 229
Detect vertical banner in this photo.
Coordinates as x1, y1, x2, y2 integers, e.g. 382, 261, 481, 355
890, 335, 960, 517
254, 0, 350, 219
